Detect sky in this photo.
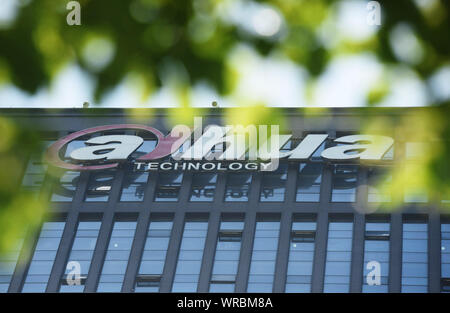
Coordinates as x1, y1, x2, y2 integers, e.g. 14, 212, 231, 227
0, 0, 449, 108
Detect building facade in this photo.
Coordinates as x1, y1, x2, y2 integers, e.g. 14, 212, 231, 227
0, 107, 448, 293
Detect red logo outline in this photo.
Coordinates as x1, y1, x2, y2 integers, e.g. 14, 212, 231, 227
45, 124, 184, 171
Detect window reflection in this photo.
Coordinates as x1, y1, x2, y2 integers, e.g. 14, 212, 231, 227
210, 216, 245, 292
21, 158, 47, 195
60, 216, 102, 292
324, 217, 353, 293
120, 171, 149, 202
331, 165, 358, 202
401, 217, 428, 292
135, 215, 173, 293
296, 163, 322, 202
260, 164, 288, 202
85, 171, 115, 202
0, 236, 24, 293
362, 217, 390, 292
285, 215, 316, 293
21, 141, 54, 196
97, 216, 137, 292
382, 146, 394, 160
441, 219, 450, 293
367, 169, 392, 203
224, 173, 252, 202
22, 220, 66, 292
64, 139, 86, 159
130, 138, 157, 160
189, 173, 217, 202
247, 216, 280, 292
51, 171, 80, 202
154, 172, 183, 202
172, 216, 209, 292
311, 138, 326, 161
405, 142, 425, 160
404, 187, 428, 203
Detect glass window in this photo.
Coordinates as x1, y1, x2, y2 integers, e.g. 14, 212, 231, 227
382, 146, 394, 160
97, 218, 137, 292
210, 217, 245, 292
367, 169, 392, 203
135, 216, 173, 293
260, 164, 288, 202
85, 171, 115, 202
21, 158, 47, 195
280, 139, 292, 153
154, 172, 183, 202
130, 137, 157, 159
362, 218, 390, 292
22, 221, 66, 292
59, 218, 102, 292
296, 163, 323, 202
172, 217, 209, 292
402, 143, 427, 203
21, 141, 54, 195
441, 220, 450, 292
285, 216, 316, 293
405, 142, 425, 160
0, 237, 25, 293
224, 173, 252, 202
189, 173, 217, 202
404, 187, 428, 203
247, 217, 281, 292
401, 218, 428, 292
331, 165, 358, 202
324, 218, 353, 293
311, 137, 326, 161
64, 139, 87, 159
120, 170, 149, 202
51, 171, 80, 202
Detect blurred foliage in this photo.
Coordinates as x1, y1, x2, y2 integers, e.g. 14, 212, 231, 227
0, 0, 449, 258
360, 103, 450, 211
0, 117, 47, 255
0, 0, 448, 102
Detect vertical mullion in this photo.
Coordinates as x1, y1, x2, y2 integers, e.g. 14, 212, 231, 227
159, 211, 185, 292
350, 213, 365, 293
8, 216, 47, 293
429, 213, 441, 293
349, 166, 367, 293
197, 210, 221, 292
121, 209, 152, 292
311, 212, 328, 292
235, 171, 260, 292
9, 132, 68, 292
83, 210, 114, 292
311, 153, 333, 293
319, 165, 333, 207
389, 213, 402, 292
177, 172, 192, 204
213, 173, 227, 205
285, 162, 298, 203
121, 171, 157, 292
84, 168, 123, 292
46, 164, 88, 292
235, 211, 257, 292
46, 211, 79, 292
94, 168, 125, 292
273, 211, 291, 292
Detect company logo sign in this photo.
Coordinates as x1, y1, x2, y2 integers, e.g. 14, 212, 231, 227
45, 120, 394, 171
